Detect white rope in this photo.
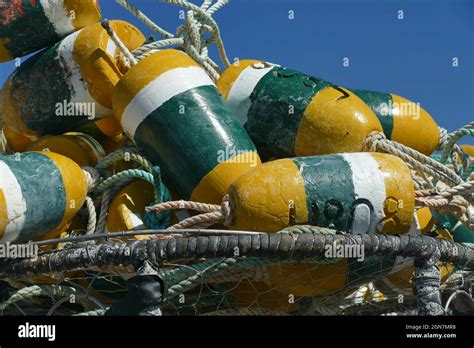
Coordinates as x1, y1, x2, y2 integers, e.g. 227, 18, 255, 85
114, 0, 231, 80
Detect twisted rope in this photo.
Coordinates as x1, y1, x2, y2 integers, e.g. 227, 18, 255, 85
415, 181, 474, 229
145, 194, 234, 232
95, 169, 154, 193
440, 122, 474, 163
84, 196, 97, 235
115, 0, 231, 80
96, 148, 153, 173
115, 0, 174, 39
101, 19, 137, 67
95, 179, 134, 235
364, 131, 463, 186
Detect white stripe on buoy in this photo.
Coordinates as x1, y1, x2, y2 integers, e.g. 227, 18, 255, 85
121, 66, 214, 138
226, 65, 274, 125
342, 153, 387, 233
40, 0, 75, 36
58, 30, 112, 118
0, 161, 27, 242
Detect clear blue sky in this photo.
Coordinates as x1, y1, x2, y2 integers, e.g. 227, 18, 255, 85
1, 0, 472, 144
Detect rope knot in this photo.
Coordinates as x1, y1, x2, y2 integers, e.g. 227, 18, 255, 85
363, 131, 386, 152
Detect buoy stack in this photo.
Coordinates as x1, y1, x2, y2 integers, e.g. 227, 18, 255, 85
0, 0, 470, 316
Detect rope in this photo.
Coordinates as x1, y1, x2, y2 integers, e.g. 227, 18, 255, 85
364, 131, 463, 186
94, 179, 133, 234
82, 166, 101, 192
101, 19, 137, 67
437, 127, 449, 151
0, 285, 79, 312
440, 122, 474, 163
145, 194, 234, 232
415, 181, 474, 229
96, 148, 153, 173
114, 0, 231, 80
84, 196, 97, 235
115, 0, 174, 39
95, 169, 154, 193
73, 308, 107, 316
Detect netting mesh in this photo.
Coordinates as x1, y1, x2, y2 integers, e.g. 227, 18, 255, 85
0, 233, 471, 316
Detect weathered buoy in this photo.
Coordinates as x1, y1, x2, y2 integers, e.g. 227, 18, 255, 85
224, 152, 414, 296
217, 60, 383, 159
0, 0, 102, 62
0, 20, 145, 152
113, 49, 261, 204
350, 89, 440, 155
27, 132, 105, 167
0, 151, 88, 243
227, 152, 415, 234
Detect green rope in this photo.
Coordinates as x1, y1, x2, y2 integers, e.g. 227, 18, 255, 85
95, 169, 154, 193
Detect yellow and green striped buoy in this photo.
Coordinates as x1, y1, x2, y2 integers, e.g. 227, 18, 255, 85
1, 20, 145, 152
0, 0, 102, 62
226, 152, 415, 297
228, 152, 414, 234
27, 132, 105, 167
113, 49, 261, 204
217, 60, 383, 159
350, 89, 440, 155
0, 151, 88, 243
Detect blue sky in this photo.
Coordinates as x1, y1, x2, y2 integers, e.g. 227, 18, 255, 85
1, 0, 472, 144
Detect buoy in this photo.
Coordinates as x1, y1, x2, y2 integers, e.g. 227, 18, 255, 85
76, 115, 125, 153
107, 180, 156, 237
0, 0, 102, 62
223, 152, 415, 296
227, 152, 414, 234
461, 144, 474, 158
350, 89, 440, 155
0, 151, 88, 243
216, 60, 383, 159
27, 132, 105, 167
113, 49, 261, 204
0, 20, 145, 152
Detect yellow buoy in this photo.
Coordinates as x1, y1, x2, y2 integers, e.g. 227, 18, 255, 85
27, 132, 105, 167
